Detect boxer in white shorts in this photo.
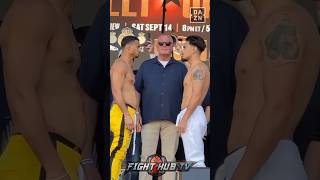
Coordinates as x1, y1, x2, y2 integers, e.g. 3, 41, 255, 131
176, 35, 210, 167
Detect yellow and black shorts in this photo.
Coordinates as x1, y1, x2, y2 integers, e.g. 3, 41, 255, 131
110, 103, 136, 180
0, 132, 81, 180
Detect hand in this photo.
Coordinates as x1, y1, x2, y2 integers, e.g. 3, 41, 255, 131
176, 117, 188, 135
136, 113, 142, 132
124, 114, 134, 131
83, 164, 102, 180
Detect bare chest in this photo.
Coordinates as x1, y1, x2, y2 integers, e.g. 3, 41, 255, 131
235, 28, 263, 78
47, 19, 80, 71
125, 70, 135, 85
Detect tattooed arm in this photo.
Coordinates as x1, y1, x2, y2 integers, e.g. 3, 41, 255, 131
177, 67, 206, 134
231, 15, 304, 180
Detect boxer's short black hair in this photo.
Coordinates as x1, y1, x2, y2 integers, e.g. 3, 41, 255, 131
186, 35, 206, 53
121, 36, 139, 48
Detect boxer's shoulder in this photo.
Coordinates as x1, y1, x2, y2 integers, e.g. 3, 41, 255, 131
4, 0, 57, 33
0, 0, 57, 48
190, 63, 207, 81
259, 3, 315, 38
8, 0, 55, 18
111, 59, 129, 74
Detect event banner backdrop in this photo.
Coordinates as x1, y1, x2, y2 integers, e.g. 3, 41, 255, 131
110, 0, 210, 69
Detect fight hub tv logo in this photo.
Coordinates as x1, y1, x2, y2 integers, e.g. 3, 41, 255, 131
122, 154, 195, 177
190, 7, 206, 23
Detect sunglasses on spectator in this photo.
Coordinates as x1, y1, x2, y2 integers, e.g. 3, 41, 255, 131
158, 42, 172, 46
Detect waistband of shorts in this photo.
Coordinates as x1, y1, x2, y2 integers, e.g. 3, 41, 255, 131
12, 132, 82, 154
112, 102, 136, 110
181, 105, 204, 111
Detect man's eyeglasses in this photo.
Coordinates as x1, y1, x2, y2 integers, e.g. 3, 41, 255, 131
158, 42, 172, 46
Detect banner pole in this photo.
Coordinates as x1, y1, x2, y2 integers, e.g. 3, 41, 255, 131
161, 0, 166, 33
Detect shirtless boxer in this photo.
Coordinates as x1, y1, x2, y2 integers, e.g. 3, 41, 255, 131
110, 36, 142, 180
215, 0, 320, 179
0, 0, 95, 180
176, 35, 209, 167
